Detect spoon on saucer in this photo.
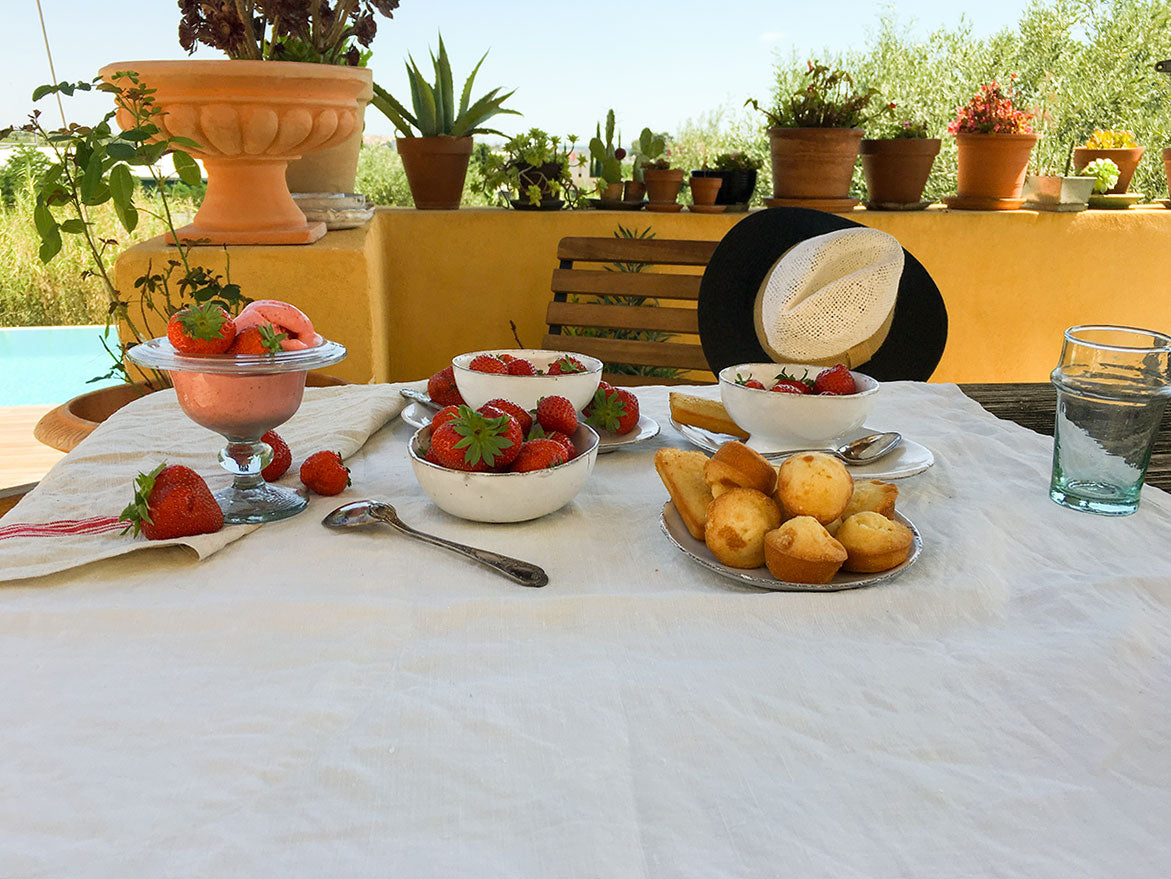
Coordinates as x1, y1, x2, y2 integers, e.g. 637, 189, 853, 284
400, 387, 440, 411
765, 431, 902, 465
322, 500, 548, 587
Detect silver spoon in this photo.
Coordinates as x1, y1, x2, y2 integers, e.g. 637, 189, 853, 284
322, 500, 548, 587
764, 431, 902, 465
400, 387, 440, 411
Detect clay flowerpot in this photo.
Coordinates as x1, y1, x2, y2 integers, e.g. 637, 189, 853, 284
767, 127, 864, 200
860, 138, 941, 207
689, 175, 723, 205
691, 169, 757, 206
623, 180, 646, 203
286, 94, 373, 195
100, 60, 372, 245
643, 168, 685, 211
1072, 146, 1144, 194
397, 136, 474, 210
599, 182, 624, 202
949, 133, 1039, 209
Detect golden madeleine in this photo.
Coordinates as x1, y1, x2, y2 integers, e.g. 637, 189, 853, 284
836, 511, 914, 573
776, 452, 854, 525
704, 487, 783, 569
763, 516, 848, 584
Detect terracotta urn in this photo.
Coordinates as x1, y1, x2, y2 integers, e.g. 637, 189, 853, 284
860, 138, 941, 206
643, 168, 685, 211
949, 133, 1039, 209
397, 136, 474, 210
1072, 146, 1144, 194
99, 61, 372, 245
689, 175, 723, 206
767, 128, 863, 199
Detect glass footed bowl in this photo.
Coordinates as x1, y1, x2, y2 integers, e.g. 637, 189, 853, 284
127, 337, 346, 525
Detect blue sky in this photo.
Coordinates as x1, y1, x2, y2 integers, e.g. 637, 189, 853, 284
6, 1, 1032, 141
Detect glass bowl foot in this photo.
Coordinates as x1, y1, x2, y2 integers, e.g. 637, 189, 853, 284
215, 482, 307, 525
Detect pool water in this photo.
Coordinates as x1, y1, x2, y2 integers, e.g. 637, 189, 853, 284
0, 325, 126, 406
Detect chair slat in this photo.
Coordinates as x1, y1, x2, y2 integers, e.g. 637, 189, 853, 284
550, 268, 703, 300
541, 334, 711, 370
557, 237, 718, 266
546, 301, 699, 334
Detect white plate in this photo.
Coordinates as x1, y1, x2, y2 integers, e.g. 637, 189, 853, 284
404, 402, 660, 454
669, 420, 934, 480
659, 501, 922, 592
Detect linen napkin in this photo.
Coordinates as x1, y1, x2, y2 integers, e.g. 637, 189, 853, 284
0, 384, 406, 583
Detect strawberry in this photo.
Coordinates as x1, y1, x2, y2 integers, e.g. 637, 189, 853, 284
583, 385, 639, 435
483, 398, 533, 435
260, 430, 291, 481
427, 366, 465, 406
429, 405, 522, 471
119, 463, 223, 540
497, 353, 517, 363
536, 395, 578, 434
510, 438, 568, 472
545, 430, 577, 460
430, 404, 462, 432
227, 323, 286, 355
300, 450, 350, 496
506, 358, 536, 376
813, 364, 857, 395
770, 381, 809, 394
468, 354, 507, 374
734, 373, 766, 390
546, 355, 588, 375
167, 302, 236, 355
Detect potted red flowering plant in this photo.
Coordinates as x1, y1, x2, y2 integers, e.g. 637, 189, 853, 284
747, 61, 889, 211
944, 79, 1038, 210
860, 119, 941, 209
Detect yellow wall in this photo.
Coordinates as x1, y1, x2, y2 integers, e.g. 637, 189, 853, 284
117, 205, 1171, 385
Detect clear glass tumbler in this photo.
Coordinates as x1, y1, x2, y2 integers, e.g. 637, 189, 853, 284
1050, 325, 1171, 516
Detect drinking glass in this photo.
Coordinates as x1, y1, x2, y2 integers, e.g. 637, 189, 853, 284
1050, 324, 1171, 515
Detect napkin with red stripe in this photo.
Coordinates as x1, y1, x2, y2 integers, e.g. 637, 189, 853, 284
0, 384, 406, 583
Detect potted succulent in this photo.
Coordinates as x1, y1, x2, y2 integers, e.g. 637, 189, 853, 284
1072, 130, 1144, 195
372, 35, 519, 210
943, 79, 1038, 210
632, 128, 682, 212
1022, 150, 1095, 212
690, 151, 761, 209
589, 110, 626, 203
479, 129, 582, 210
1081, 158, 1142, 208
860, 119, 941, 209
747, 60, 887, 210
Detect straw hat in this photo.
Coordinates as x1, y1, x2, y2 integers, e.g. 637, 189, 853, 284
698, 208, 948, 381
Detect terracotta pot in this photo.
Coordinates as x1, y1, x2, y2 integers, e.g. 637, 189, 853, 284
599, 182, 624, 201
623, 180, 646, 202
691, 169, 757, 206
99, 61, 371, 245
396, 136, 474, 210
643, 168, 685, 204
286, 96, 372, 195
860, 138, 941, 205
953, 133, 1039, 200
1072, 146, 1144, 194
767, 128, 863, 199
689, 175, 723, 206
34, 374, 350, 454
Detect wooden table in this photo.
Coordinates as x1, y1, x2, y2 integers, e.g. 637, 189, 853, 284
960, 382, 1171, 492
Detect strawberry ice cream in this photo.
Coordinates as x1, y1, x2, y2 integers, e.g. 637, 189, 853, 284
172, 371, 306, 439
233, 300, 323, 351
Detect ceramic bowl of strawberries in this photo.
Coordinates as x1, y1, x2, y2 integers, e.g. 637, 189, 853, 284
451, 349, 603, 412
407, 395, 600, 523
718, 362, 879, 453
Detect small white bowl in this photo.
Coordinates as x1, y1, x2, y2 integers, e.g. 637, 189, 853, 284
718, 363, 879, 452
452, 349, 602, 412
408, 422, 600, 523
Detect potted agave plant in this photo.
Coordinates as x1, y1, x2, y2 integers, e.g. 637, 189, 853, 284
1072, 129, 1144, 195
690, 151, 761, 210
860, 119, 941, 209
479, 129, 582, 210
747, 60, 888, 211
372, 34, 519, 210
944, 78, 1038, 211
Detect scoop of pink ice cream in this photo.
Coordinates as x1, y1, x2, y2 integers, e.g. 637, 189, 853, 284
234, 300, 323, 351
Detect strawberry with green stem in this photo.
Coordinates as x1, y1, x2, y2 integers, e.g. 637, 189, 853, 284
584, 385, 640, 435
429, 405, 523, 471
119, 463, 224, 540
167, 302, 236, 355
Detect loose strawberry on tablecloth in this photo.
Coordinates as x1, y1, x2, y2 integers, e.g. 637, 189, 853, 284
535, 395, 578, 435
427, 366, 465, 406
300, 450, 351, 496
167, 302, 236, 355
429, 405, 523, 471
260, 430, 291, 481
546, 355, 588, 375
813, 363, 857, 395
227, 324, 287, 355
583, 385, 640, 435
510, 438, 568, 472
119, 463, 223, 540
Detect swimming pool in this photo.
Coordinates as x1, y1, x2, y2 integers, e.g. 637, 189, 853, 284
0, 325, 126, 406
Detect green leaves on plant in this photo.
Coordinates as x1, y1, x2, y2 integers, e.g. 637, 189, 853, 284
172, 151, 202, 187
33, 199, 61, 263
108, 164, 138, 233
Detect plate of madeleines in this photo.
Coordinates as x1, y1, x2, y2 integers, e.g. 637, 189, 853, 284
655, 440, 922, 591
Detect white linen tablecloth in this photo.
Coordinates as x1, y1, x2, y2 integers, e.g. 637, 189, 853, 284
1, 382, 1169, 877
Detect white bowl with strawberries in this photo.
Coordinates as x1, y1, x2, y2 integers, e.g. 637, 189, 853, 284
408, 393, 600, 523
451, 349, 603, 412
719, 363, 879, 452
